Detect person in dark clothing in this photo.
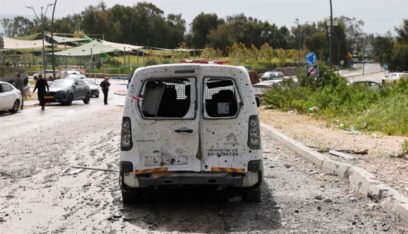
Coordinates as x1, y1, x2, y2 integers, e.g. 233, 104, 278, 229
100, 77, 111, 105
13, 73, 25, 110
33, 75, 49, 110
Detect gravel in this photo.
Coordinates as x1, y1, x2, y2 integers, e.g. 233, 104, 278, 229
0, 82, 406, 233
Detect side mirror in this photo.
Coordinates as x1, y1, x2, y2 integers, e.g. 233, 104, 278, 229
255, 96, 261, 107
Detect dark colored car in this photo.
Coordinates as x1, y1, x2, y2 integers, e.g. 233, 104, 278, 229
84, 79, 100, 98
45, 79, 91, 105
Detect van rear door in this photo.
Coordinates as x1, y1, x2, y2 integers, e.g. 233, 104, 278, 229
201, 76, 249, 173
133, 77, 201, 172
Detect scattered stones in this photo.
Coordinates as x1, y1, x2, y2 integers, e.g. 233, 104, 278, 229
284, 164, 291, 169
323, 198, 332, 203
314, 195, 323, 200
349, 197, 357, 202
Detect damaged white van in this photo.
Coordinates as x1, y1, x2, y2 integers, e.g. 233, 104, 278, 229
120, 64, 263, 203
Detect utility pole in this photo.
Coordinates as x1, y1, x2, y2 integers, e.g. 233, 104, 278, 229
26, 4, 53, 77
329, 0, 333, 68
295, 18, 301, 68
51, 0, 58, 80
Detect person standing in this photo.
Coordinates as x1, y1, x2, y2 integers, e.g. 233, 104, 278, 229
33, 74, 49, 110
13, 73, 25, 110
100, 77, 111, 105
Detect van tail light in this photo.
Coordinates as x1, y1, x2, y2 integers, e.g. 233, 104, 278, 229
121, 117, 133, 151
248, 115, 261, 150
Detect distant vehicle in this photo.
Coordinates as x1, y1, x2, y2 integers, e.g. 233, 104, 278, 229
83, 79, 100, 98
33, 70, 60, 81
252, 80, 282, 97
61, 70, 82, 79
348, 80, 382, 92
363, 58, 374, 63
64, 74, 87, 80
352, 57, 360, 63
45, 79, 91, 105
0, 81, 22, 113
260, 71, 284, 81
382, 72, 408, 83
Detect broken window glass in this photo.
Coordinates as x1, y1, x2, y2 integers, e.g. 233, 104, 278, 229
139, 78, 193, 118
204, 78, 239, 118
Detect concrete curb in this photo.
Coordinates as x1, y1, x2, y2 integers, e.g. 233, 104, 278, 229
261, 123, 408, 225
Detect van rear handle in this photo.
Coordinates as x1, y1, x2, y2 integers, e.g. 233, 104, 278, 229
174, 128, 194, 133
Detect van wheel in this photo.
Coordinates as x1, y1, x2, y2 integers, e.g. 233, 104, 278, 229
11, 100, 20, 113
242, 186, 261, 203
122, 190, 135, 205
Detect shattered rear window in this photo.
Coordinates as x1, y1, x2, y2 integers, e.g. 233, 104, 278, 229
138, 78, 194, 119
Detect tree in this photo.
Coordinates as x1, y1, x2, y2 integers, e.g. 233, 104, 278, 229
390, 19, 408, 71
373, 34, 394, 65
189, 13, 222, 48
1, 16, 35, 36
207, 24, 235, 52
166, 14, 186, 48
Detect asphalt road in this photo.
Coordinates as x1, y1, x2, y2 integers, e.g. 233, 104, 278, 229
0, 80, 406, 233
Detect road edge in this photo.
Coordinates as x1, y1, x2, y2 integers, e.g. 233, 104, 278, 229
261, 123, 408, 225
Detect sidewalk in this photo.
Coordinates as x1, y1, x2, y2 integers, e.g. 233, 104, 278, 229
260, 109, 408, 197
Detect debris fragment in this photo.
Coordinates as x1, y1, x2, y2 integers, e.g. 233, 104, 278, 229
329, 150, 358, 160
70, 166, 118, 173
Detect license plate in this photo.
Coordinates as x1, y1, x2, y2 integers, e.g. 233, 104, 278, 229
45, 96, 53, 99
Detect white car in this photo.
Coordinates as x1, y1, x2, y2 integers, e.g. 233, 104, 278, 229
120, 64, 263, 203
61, 70, 82, 79
0, 81, 22, 113
383, 72, 408, 83
64, 74, 87, 80
260, 71, 284, 81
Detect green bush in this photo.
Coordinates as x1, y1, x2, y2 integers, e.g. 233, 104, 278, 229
263, 68, 408, 136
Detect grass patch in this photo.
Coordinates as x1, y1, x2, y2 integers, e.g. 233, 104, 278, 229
263, 64, 408, 136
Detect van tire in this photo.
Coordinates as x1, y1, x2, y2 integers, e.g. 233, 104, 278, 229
242, 186, 261, 203
122, 190, 134, 205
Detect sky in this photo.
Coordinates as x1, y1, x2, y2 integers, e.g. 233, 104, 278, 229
0, 0, 407, 35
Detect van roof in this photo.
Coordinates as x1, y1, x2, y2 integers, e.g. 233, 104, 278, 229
135, 63, 247, 74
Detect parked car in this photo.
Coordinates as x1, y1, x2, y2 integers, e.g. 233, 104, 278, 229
45, 79, 91, 105
260, 71, 284, 81
348, 80, 382, 92
382, 72, 408, 83
0, 81, 22, 113
120, 64, 263, 203
252, 80, 281, 97
83, 79, 100, 98
61, 70, 81, 79
33, 70, 60, 81
64, 74, 87, 80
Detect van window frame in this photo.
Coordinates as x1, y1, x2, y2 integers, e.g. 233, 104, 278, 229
202, 76, 243, 120
137, 76, 197, 120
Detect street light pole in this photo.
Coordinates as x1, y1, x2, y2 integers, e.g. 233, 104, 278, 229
329, 0, 333, 68
51, 0, 58, 80
26, 4, 53, 77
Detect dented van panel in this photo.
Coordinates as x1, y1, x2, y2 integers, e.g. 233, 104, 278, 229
120, 64, 263, 192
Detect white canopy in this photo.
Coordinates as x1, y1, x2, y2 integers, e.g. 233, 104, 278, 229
53, 39, 144, 57
3, 36, 50, 50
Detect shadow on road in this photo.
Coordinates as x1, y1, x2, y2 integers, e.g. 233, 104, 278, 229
118, 182, 281, 233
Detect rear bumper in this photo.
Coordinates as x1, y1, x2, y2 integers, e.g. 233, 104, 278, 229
120, 160, 263, 189
137, 172, 243, 188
